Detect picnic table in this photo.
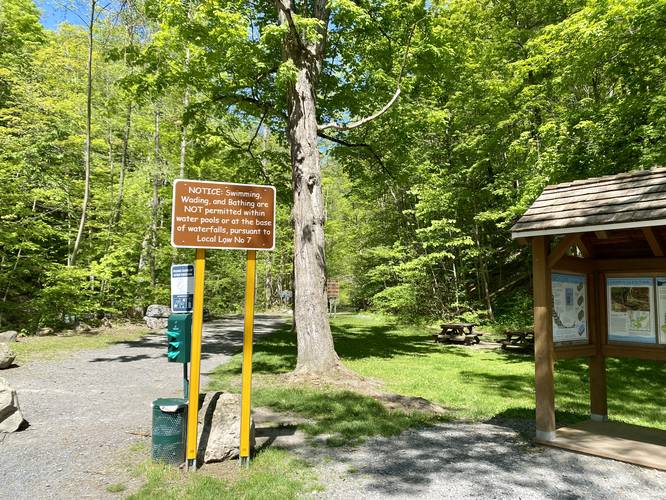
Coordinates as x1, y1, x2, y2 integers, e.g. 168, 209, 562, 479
433, 323, 483, 346
500, 331, 534, 351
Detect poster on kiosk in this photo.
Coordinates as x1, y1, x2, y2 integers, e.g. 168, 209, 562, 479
607, 277, 656, 344
551, 273, 587, 344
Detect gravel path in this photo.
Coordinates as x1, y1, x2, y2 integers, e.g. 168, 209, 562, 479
0, 314, 288, 499
299, 422, 666, 500
3, 315, 665, 499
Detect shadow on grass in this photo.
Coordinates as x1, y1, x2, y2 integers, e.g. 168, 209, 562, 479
252, 386, 442, 446
213, 317, 480, 381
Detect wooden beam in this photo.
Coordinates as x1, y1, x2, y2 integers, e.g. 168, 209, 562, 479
533, 236, 556, 441
548, 234, 581, 268
553, 344, 596, 359
552, 256, 593, 274
595, 230, 609, 239
515, 237, 529, 246
589, 270, 607, 420
603, 344, 666, 362
595, 257, 666, 272
642, 227, 664, 257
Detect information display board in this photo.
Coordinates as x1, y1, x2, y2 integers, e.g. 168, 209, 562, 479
171, 264, 194, 313
655, 278, 666, 344
551, 273, 587, 344
171, 179, 276, 250
607, 277, 656, 344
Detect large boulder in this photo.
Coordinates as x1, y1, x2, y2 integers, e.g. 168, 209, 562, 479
36, 327, 55, 337
145, 304, 171, 318
197, 392, 255, 463
0, 331, 18, 343
0, 377, 26, 432
0, 343, 15, 369
144, 317, 168, 330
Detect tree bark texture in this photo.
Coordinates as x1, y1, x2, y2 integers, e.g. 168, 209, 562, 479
179, 46, 190, 178
113, 101, 132, 225
278, 0, 340, 374
150, 105, 161, 286
69, 0, 96, 266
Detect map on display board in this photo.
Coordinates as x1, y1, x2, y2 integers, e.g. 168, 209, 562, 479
551, 273, 587, 344
607, 277, 656, 344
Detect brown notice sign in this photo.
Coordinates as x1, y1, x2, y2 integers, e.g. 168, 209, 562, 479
171, 179, 276, 250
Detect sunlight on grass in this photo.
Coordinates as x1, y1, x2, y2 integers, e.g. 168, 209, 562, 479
208, 319, 443, 445
11, 325, 150, 363
128, 449, 317, 500
210, 313, 665, 431
253, 386, 441, 446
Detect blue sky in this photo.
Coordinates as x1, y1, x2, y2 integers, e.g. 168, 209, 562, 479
37, 1, 89, 30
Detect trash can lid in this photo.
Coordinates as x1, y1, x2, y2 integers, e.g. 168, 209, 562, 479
152, 397, 188, 410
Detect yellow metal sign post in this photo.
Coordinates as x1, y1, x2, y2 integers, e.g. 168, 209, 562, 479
239, 250, 257, 467
186, 248, 206, 469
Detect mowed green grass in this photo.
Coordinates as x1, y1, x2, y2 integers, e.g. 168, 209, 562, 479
11, 324, 149, 363
212, 313, 665, 431
128, 449, 318, 500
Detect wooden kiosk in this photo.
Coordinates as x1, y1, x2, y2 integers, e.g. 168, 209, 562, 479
512, 168, 666, 470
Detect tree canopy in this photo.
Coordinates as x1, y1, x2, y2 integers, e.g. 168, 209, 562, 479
0, 0, 664, 336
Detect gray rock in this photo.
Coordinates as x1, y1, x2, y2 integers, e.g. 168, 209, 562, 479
144, 316, 168, 330
0, 343, 15, 369
145, 304, 171, 318
0, 377, 26, 432
75, 322, 92, 333
36, 327, 55, 337
0, 331, 18, 343
101, 318, 112, 329
198, 392, 254, 463
127, 306, 144, 319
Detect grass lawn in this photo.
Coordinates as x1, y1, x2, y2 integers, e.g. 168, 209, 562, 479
211, 313, 665, 432
10, 324, 149, 363
126, 448, 318, 499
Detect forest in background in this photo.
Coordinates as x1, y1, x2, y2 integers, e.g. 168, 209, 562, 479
1, 0, 664, 332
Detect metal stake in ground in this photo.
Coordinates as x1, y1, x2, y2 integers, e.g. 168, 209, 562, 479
186, 248, 206, 469
240, 250, 257, 467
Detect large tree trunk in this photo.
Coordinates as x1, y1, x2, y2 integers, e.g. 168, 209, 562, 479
69, 0, 96, 266
112, 101, 132, 225
179, 47, 190, 178
149, 105, 161, 287
279, 1, 340, 374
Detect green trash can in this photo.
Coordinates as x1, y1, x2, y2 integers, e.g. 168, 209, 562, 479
151, 398, 188, 465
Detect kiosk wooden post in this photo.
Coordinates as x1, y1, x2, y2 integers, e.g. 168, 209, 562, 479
589, 272, 608, 421
532, 236, 556, 441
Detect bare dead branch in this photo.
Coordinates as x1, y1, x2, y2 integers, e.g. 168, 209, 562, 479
317, 18, 422, 132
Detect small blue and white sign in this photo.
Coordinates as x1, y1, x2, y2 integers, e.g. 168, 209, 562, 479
171, 264, 195, 312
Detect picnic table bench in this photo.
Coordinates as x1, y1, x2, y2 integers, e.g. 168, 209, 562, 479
501, 331, 534, 351
433, 323, 483, 346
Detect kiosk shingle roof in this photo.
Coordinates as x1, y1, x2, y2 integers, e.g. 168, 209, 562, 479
511, 167, 666, 238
